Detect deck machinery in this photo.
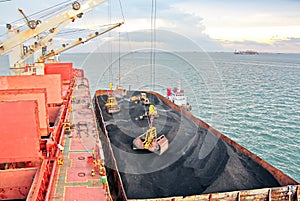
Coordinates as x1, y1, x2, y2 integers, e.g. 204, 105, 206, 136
105, 96, 121, 114
132, 103, 168, 155
130, 92, 150, 105
132, 127, 169, 155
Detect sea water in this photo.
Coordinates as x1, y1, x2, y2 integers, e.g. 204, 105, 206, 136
1, 52, 299, 182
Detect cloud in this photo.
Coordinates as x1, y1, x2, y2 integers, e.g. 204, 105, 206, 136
89, 29, 223, 53
170, 1, 300, 41
1, 0, 300, 53
219, 37, 300, 53
272, 37, 300, 52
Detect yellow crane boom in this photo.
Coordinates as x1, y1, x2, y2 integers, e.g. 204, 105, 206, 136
0, 0, 106, 56
35, 22, 123, 63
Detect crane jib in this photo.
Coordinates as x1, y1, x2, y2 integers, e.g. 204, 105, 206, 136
0, 0, 106, 56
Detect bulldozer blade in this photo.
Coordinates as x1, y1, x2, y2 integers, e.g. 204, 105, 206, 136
106, 105, 121, 114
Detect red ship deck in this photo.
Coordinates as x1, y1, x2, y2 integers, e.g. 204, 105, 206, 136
48, 77, 109, 201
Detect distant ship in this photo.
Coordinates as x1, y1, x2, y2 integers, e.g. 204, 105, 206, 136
234, 49, 259, 55
166, 86, 192, 111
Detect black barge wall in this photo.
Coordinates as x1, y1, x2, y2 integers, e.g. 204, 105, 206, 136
93, 96, 127, 201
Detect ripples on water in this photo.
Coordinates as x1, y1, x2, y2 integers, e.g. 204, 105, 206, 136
210, 53, 300, 181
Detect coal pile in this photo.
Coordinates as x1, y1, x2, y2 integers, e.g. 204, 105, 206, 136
97, 91, 280, 199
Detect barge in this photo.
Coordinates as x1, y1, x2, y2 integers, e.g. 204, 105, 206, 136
94, 89, 299, 200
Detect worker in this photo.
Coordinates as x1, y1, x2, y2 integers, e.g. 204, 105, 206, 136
99, 164, 108, 189
97, 159, 102, 167
101, 175, 108, 190
99, 164, 106, 176
93, 159, 99, 173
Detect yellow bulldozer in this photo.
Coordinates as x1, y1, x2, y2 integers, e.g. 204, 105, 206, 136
105, 96, 120, 114
130, 92, 150, 105
132, 127, 168, 155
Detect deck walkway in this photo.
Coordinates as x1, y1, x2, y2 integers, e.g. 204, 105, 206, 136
49, 77, 108, 201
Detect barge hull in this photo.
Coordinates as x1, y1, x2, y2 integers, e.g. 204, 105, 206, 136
94, 90, 299, 201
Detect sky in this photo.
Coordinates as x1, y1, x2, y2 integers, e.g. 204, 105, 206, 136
1, 0, 300, 53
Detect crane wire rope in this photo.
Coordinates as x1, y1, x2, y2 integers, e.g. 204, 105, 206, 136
117, 0, 125, 88
107, 0, 114, 89
150, 0, 157, 91
118, 30, 121, 86
0, 0, 72, 38
56, 23, 121, 37
144, 0, 157, 129
117, 0, 133, 60
117, 0, 125, 22
26, 2, 69, 26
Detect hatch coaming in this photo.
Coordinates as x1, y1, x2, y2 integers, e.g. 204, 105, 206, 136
0, 167, 39, 200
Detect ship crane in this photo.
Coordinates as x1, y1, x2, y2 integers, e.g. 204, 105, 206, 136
0, 0, 107, 74
35, 22, 123, 63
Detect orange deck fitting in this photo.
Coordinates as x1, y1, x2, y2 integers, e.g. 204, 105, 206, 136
48, 77, 108, 201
